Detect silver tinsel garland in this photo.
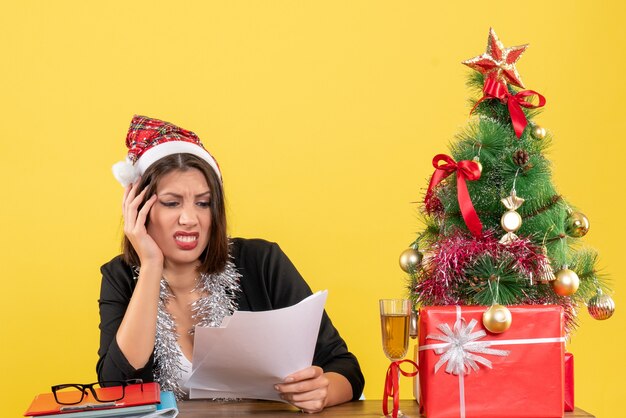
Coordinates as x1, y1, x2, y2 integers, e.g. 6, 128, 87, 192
135, 252, 241, 400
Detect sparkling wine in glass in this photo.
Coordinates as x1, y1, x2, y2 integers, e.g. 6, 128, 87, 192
380, 299, 411, 417
380, 299, 410, 360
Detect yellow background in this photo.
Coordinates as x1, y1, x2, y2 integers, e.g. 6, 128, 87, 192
1, 1, 624, 416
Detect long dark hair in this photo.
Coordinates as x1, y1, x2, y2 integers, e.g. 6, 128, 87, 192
121, 153, 229, 274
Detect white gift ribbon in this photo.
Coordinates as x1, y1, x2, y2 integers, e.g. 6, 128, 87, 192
422, 315, 510, 375
418, 306, 566, 418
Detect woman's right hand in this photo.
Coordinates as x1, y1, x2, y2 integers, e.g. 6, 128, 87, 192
117, 180, 164, 370
123, 180, 163, 266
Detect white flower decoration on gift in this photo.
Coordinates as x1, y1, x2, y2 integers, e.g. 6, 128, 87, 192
426, 317, 510, 375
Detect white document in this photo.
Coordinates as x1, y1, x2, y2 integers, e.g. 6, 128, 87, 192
187, 290, 328, 401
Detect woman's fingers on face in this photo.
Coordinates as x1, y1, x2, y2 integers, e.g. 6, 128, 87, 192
132, 187, 149, 206
124, 180, 141, 203
136, 194, 157, 225
123, 181, 140, 212
125, 188, 149, 222
123, 184, 132, 207
123, 186, 150, 234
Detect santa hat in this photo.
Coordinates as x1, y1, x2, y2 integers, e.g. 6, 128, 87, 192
112, 115, 221, 187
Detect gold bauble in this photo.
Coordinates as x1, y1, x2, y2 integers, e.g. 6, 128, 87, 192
531, 125, 546, 140
500, 210, 522, 233
399, 248, 422, 273
472, 156, 483, 174
552, 268, 580, 296
587, 290, 615, 320
421, 251, 435, 274
482, 304, 512, 333
421, 251, 434, 264
566, 211, 590, 238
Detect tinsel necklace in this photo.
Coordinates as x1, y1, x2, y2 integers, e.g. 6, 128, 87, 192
135, 254, 241, 400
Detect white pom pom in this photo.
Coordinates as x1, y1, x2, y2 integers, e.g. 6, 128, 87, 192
112, 160, 140, 187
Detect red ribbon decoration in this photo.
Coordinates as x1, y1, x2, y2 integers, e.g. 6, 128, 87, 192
471, 75, 546, 138
424, 154, 483, 237
382, 359, 418, 418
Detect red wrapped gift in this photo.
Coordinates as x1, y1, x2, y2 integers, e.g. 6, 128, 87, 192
418, 305, 565, 418
564, 352, 574, 412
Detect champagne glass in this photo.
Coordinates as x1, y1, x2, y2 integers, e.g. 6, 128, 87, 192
380, 299, 411, 417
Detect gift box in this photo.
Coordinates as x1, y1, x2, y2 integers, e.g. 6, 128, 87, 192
418, 305, 565, 418
564, 352, 574, 412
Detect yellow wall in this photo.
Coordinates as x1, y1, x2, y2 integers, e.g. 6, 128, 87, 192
1, 1, 624, 416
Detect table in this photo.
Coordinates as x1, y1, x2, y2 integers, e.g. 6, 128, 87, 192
178, 399, 595, 417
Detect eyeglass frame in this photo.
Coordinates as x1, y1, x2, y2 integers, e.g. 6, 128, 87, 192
51, 379, 144, 405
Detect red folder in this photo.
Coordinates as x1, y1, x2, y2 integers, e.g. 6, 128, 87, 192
24, 382, 160, 416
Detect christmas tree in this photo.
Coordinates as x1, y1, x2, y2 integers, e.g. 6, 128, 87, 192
402, 28, 615, 333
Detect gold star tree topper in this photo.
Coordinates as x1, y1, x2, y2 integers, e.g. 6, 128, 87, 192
462, 28, 528, 89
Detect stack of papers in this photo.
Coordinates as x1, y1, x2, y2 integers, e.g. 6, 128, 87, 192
188, 290, 328, 400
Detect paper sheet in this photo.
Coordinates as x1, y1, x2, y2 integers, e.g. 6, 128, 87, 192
187, 290, 328, 401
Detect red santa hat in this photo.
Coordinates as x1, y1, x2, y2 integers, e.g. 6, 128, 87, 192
112, 115, 221, 186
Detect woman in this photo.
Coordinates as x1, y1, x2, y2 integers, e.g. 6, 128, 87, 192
97, 116, 364, 413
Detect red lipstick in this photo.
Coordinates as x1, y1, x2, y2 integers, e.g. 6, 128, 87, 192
173, 231, 199, 250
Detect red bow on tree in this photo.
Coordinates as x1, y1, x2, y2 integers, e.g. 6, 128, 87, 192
424, 154, 483, 237
472, 75, 546, 138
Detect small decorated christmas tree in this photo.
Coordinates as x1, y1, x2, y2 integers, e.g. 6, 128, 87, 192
401, 28, 615, 334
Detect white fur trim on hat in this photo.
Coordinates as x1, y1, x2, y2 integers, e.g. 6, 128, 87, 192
112, 159, 140, 187
112, 141, 221, 187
